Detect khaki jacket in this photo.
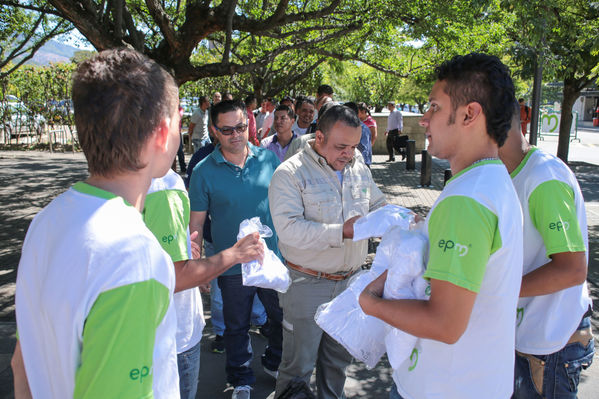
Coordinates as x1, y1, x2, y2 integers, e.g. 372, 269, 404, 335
268, 140, 386, 273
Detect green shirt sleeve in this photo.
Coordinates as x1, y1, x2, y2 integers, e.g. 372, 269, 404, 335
74, 279, 170, 398
528, 180, 585, 257
424, 196, 501, 293
143, 190, 190, 262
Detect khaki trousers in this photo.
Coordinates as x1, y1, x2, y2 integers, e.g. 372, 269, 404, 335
275, 268, 353, 399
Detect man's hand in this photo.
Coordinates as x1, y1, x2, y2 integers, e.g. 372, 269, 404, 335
232, 232, 264, 264
359, 271, 387, 315
190, 231, 202, 259
342, 215, 361, 239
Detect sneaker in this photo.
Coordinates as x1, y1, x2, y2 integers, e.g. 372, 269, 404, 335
263, 365, 279, 379
232, 385, 251, 399
211, 335, 225, 353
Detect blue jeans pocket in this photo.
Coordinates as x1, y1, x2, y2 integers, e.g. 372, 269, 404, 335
563, 344, 594, 392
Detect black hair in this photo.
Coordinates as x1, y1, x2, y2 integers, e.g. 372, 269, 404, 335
210, 100, 247, 126
344, 102, 359, 115
296, 96, 315, 110
275, 104, 295, 119
317, 104, 360, 136
317, 84, 334, 96
435, 53, 515, 147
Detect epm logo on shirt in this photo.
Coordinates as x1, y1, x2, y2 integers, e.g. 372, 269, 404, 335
549, 221, 569, 232
438, 239, 469, 257
162, 233, 178, 245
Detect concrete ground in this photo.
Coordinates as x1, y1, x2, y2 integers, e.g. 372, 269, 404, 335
0, 124, 598, 398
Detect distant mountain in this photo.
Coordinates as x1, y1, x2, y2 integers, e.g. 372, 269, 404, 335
26, 40, 81, 65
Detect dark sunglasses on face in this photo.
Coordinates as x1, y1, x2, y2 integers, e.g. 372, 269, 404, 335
214, 123, 248, 136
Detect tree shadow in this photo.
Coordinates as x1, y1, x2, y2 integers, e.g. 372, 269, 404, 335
0, 152, 88, 321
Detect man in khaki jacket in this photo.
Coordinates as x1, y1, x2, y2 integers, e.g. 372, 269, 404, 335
269, 105, 386, 399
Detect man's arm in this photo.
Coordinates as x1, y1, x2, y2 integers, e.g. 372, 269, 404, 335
522, 179, 588, 297
189, 211, 207, 257
360, 272, 476, 344
188, 122, 196, 139
520, 251, 587, 297
11, 340, 32, 399
173, 232, 263, 292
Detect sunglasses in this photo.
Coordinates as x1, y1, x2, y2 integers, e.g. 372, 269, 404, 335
214, 123, 248, 136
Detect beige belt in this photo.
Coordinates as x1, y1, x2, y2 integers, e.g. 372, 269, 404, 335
286, 260, 355, 281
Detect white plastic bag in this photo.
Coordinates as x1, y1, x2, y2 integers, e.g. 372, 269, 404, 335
237, 217, 291, 293
382, 227, 430, 370
315, 270, 388, 369
353, 204, 415, 241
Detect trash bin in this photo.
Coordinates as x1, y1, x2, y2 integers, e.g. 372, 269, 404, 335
594, 117, 599, 127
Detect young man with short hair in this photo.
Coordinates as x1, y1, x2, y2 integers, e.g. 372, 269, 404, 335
261, 105, 297, 161
499, 106, 594, 398
13, 48, 184, 398
360, 53, 524, 398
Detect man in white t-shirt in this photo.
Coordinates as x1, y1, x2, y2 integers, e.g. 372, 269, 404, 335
292, 97, 316, 136
11, 49, 262, 399
12, 48, 183, 399
189, 96, 211, 152
360, 53, 523, 399
498, 109, 594, 398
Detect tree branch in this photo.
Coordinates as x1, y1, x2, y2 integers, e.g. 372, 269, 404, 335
145, 0, 177, 50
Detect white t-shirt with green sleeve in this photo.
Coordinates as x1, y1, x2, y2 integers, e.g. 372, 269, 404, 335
15, 182, 179, 399
144, 169, 205, 354
393, 160, 523, 399
511, 147, 590, 354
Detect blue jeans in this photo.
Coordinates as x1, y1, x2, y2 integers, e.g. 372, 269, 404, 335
389, 383, 405, 399
513, 317, 594, 399
218, 273, 283, 386
177, 340, 201, 399
206, 241, 267, 336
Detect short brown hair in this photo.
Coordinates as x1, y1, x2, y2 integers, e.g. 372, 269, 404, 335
72, 48, 178, 177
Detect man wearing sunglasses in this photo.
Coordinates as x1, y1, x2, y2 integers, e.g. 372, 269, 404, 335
188, 100, 283, 399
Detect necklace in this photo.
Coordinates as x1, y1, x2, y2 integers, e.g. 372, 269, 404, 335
470, 157, 499, 167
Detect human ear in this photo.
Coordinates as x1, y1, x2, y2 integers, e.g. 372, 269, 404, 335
463, 102, 482, 126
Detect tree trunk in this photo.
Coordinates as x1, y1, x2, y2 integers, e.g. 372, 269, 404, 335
557, 78, 580, 163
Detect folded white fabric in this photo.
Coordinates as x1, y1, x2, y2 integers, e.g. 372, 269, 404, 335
315, 270, 389, 369
237, 217, 291, 293
353, 204, 415, 241
382, 226, 430, 370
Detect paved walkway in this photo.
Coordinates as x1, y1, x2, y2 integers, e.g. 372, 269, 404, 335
0, 145, 598, 397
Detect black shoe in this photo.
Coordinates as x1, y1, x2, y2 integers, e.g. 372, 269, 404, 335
401, 152, 406, 161
211, 335, 225, 353
387, 157, 395, 162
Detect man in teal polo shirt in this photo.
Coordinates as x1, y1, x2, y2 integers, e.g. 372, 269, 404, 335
189, 100, 283, 399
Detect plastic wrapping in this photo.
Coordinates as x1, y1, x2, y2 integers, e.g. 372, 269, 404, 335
382, 227, 430, 370
237, 217, 291, 293
353, 204, 415, 241
314, 270, 388, 369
